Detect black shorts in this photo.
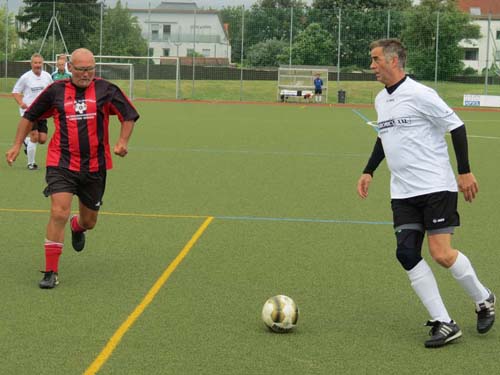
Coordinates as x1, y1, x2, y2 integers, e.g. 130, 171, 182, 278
391, 191, 460, 233
32, 119, 48, 133
43, 167, 107, 211
315, 89, 322, 94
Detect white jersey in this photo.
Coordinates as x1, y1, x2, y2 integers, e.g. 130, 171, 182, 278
374, 77, 463, 199
12, 70, 53, 116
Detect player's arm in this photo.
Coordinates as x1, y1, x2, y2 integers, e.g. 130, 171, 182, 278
12, 92, 27, 109
6, 117, 34, 166
451, 124, 478, 202
357, 137, 385, 199
114, 120, 135, 157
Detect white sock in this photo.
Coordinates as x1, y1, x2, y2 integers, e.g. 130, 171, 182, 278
449, 251, 489, 303
407, 259, 451, 322
27, 141, 37, 165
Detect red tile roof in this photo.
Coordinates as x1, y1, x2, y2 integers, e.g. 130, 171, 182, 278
457, 0, 500, 15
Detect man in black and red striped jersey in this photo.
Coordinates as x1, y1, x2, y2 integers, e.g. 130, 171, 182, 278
6, 48, 140, 289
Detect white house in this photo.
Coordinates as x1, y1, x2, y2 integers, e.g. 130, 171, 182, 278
129, 1, 231, 64
458, 0, 500, 73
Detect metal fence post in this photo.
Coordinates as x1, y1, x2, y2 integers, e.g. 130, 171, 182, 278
434, 11, 439, 88
289, 7, 293, 67
146, 2, 151, 98
4, 0, 8, 92
336, 7, 341, 86
239, 5, 244, 101
387, 9, 391, 38
99, 2, 103, 76
484, 13, 491, 94
192, 7, 196, 98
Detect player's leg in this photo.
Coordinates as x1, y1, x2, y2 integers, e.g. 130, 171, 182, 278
392, 197, 460, 348
428, 233, 495, 333
396, 226, 462, 347
27, 128, 39, 169
40, 191, 73, 289
37, 120, 48, 145
425, 191, 495, 334
40, 167, 79, 289
72, 170, 107, 251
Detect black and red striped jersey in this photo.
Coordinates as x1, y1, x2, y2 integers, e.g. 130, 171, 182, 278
23, 78, 140, 172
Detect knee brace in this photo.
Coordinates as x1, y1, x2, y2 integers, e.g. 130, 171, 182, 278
395, 229, 424, 271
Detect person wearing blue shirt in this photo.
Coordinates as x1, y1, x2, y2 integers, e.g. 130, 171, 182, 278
313, 74, 323, 103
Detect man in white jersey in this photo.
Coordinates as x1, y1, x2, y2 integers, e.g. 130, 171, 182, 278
356, 39, 495, 348
12, 53, 53, 170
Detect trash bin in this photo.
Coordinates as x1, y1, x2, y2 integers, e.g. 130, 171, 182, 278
338, 89, 346, 104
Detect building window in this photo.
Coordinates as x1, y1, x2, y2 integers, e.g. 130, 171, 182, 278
202, 49, 210, 57
469, 7, 481, 15
496, 30, 500, 40
151, 24, 159, 41
464, 48, 479, 61
187, 48, 194, 56
163, 48, 170, 57
163, 24, 171, 37
148, 48, 155, 57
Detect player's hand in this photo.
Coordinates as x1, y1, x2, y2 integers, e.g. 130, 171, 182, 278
20, 103, 28, 110
458, 172, 478, 203
5, 145, 21, 166
357, 173, 372, 199
113, 141, 128, 157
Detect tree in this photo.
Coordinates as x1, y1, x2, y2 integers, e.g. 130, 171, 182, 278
16, 0, 100, 53
311, 0, 411, 10
401, 0, 480, 80
88, 1, 148, 56
246, 39, 288, 66
220, 0, 308, 65
0, 7, 18, 60
290, 23, 334, 65
219, 6, 244, 63
307, 1, 412, 71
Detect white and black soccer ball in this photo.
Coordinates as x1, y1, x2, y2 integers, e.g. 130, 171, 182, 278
261, 295, 299, 333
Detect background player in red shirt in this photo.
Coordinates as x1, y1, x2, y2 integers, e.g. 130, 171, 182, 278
6, 48, 140, 289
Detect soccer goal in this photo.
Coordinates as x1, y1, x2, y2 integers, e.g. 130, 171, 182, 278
277, 66, 329, 103
95, 62, 135, 99
95, 55, 181, 100
44, 60, 135, 99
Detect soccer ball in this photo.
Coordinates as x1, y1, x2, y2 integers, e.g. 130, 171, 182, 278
261, 295, 299, 333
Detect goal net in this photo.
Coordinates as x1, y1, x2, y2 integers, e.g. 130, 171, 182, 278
277, 66, 329, 103
44, 60, 135, 99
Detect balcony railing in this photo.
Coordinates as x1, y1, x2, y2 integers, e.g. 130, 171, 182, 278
150, 34, 222, 43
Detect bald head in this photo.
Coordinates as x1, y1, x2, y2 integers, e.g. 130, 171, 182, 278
68, 48, 96, 88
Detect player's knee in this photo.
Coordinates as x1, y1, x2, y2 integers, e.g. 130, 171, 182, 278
395, 229, 424, 271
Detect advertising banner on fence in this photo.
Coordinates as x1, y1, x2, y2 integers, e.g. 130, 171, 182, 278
463, 94, 500, 107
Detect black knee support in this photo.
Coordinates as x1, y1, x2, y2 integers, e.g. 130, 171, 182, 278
395, 229, 424, 271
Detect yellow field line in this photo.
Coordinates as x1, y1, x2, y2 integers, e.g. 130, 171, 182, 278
83, 216, 214, 375
0, 208, 206, 219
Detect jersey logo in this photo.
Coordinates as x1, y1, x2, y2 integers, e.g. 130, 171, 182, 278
74, 100, 87, 114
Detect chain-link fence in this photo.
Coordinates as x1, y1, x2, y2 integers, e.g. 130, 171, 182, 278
1, 1, 499, 104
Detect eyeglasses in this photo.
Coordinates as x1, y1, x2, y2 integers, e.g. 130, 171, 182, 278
71, 65, 96, 72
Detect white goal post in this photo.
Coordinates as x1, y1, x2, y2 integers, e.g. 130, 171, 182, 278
95, 55, 181, 100
46, 55, 181, 100
43, 60, 135, 99
277, 66, 329, 103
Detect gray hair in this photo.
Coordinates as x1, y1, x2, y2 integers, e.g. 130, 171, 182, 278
370, 38, 407, 69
